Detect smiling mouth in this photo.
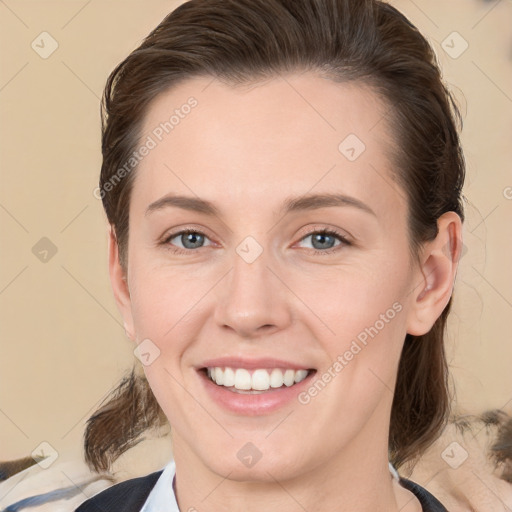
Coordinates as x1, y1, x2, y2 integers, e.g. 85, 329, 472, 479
199, 367, 316, 394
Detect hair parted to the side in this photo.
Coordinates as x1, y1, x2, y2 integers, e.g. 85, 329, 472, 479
84, 0, 465, 474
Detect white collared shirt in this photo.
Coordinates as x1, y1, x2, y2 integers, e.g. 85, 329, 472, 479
140, 459, 180, 512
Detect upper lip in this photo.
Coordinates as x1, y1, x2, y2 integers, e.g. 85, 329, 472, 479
197, 357, 315, 370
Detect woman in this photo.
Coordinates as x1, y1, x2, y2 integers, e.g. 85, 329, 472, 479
77, 0, 466, 510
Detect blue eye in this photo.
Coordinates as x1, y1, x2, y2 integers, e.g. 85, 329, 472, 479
163, 229, 212, 254
298, 229, 351, 255
161, 228, 351, 256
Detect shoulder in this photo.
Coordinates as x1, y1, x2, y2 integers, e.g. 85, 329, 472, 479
399, 477, 447, 512
74, 470, 163, 512
0, 457, 115, 512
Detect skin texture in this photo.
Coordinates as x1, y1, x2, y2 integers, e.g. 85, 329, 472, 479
2, 418, 512, 511
108, 72, 463, 512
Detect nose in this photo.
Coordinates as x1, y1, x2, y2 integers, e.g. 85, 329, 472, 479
213, 243, 292, 339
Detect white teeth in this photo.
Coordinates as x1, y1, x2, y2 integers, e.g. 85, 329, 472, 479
205, 367, 310, 391
269, 368, 284, 388
223, 367, 235, 387
251, 369, 270, 390
235, 369, 252, 390
283, 369, 295, 387
214, 367, 224, 385
294, 369, 308, 383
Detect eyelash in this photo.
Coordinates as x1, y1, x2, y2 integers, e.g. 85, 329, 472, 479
161, 227, 351, 256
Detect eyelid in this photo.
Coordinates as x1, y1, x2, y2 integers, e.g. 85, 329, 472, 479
160, 224, 353, 254
295, 224, 353, 244
293, 227, 352, 255
161, 226, 215, 247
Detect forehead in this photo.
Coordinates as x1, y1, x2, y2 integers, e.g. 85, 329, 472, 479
134, 73, 405, 221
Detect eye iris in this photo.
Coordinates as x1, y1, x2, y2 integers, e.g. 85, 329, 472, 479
173, 231, 340, 251
312, 233, 335, 250
182, 232, 204, 249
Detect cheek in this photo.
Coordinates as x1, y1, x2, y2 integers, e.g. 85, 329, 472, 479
303, 285, 407, 425
293, 261, 407, 338
127, 262, 216, 383
128, 257, 198, 337
304, 264, 410, 391
128, 269, 201, 422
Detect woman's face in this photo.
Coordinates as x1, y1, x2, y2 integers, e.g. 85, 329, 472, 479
110, 72, 450, 481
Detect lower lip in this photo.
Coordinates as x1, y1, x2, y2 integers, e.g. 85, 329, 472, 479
197, 369, 316, 416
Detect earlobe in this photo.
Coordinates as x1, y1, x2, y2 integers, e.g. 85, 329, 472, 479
107, 224, 135, 340
406, 212, 463, 336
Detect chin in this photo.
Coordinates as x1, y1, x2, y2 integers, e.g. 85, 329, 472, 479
201, 444, 310, 483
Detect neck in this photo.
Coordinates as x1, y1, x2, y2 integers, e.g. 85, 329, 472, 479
170, 425, 422, 512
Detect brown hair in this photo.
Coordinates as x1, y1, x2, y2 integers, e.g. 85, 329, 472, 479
84, 0, 465, 473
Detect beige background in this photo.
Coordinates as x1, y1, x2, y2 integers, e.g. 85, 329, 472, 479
0, 0, 511, 463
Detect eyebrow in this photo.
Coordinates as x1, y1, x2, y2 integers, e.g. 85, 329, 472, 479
145, 192, 376, 218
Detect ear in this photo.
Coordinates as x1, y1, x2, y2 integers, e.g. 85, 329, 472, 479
406, 211, 463, 336
107, 224, 135, 340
